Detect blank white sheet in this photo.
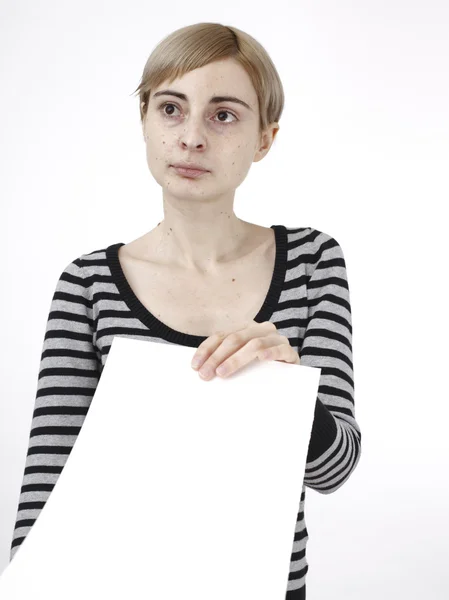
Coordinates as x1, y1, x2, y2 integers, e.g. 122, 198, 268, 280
1, 335, 321, 599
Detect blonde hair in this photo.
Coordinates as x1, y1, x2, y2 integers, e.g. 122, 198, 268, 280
131, 22, 285, 137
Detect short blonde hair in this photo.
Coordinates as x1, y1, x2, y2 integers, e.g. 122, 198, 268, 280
131, 22, 285, 136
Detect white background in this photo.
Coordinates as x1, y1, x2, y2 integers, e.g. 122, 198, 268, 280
1, 1, 448, 598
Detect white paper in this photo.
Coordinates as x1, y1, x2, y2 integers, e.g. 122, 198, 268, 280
1, 335, 321, 599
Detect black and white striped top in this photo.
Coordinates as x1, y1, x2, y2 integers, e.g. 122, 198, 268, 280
10, 225, 362, 599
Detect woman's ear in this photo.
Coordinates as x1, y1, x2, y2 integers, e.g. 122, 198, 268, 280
141, 102, 147, 141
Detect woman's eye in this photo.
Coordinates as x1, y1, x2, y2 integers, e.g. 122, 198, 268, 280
159, 102, 237, 123
160, 103, 180, 118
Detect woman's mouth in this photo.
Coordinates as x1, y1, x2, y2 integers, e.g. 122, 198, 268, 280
171, 166, 209, 178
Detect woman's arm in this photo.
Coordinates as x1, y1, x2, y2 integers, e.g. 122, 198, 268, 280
300, 232, 362, 494
9, 258, 100, 561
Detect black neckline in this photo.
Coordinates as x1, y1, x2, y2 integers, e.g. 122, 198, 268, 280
105, 224, 288, 347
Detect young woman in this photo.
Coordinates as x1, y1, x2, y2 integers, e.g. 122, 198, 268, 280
9, 22, 362, 599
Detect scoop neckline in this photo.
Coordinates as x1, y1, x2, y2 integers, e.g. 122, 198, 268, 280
105, 224, 288, 347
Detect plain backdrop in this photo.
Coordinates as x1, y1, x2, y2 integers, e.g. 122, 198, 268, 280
1, 1, 448, 598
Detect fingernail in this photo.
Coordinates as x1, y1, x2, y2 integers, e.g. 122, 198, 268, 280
199, 366, 212, 378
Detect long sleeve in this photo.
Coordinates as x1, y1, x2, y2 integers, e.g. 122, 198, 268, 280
9, 258, 100, 561
300, 233, 362, 494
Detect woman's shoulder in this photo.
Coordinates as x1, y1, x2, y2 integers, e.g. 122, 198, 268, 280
56, 241, 121, 279
283, 225, 340, 246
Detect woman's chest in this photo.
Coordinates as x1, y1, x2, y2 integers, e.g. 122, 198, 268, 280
118, 246, 276, 337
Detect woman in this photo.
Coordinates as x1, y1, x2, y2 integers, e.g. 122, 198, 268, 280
9, 22, 362, 599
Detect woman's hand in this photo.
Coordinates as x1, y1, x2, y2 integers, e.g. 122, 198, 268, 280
190, 320, 300, 381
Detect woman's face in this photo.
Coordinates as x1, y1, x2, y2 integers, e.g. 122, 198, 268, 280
141, 57, 278, 204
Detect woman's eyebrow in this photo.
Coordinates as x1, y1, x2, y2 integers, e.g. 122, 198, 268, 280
152, 89, 253, 111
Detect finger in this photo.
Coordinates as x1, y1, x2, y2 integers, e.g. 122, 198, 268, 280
265, 344, 301, 365
217, 341, 300, 379
214, 332, 287, 378
191, 321, 276, 371
191, 330, 228, 369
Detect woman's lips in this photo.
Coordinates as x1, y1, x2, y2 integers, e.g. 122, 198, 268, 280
171, 166, 209, 178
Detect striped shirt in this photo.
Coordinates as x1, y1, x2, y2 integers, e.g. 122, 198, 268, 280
10, 225, 362, 599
